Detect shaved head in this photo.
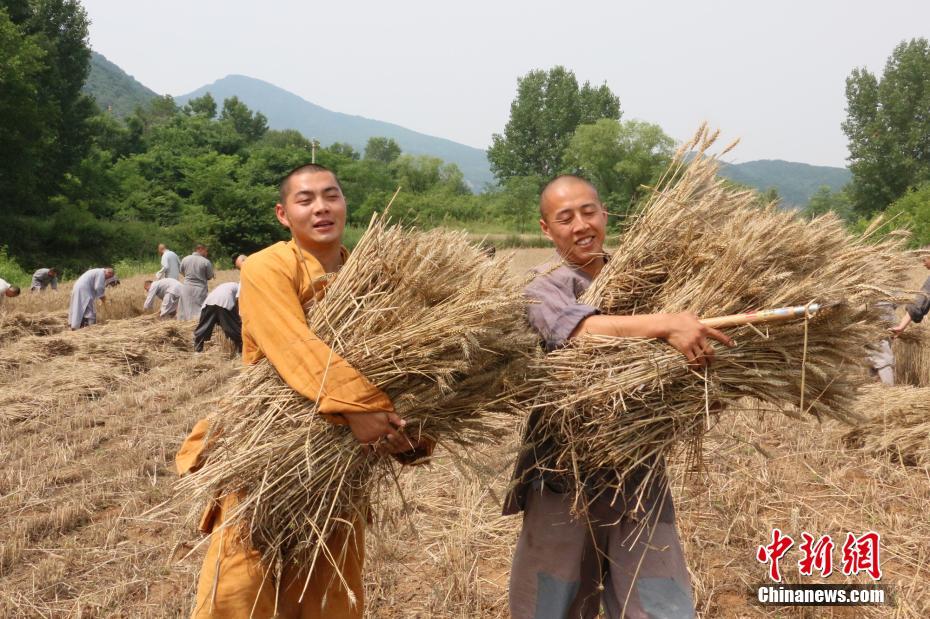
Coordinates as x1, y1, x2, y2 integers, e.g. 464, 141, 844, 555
540, 175, 600, 220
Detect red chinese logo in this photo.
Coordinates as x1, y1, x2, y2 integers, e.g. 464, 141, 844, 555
758, 529, 883, 582
841, 531, 882, 580
798, 532, 834, 577
757, 528, 794, 582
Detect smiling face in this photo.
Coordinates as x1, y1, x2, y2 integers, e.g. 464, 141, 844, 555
539, 176, 608, 270
275, 169, 347, 252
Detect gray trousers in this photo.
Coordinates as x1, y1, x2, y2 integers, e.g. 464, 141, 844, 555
509, 483, 695, 619
868, 339, 895, 386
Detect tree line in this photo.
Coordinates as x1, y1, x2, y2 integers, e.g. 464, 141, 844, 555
6, 0, 926, 279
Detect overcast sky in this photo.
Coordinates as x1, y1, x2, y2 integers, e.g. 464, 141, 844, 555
82, 0, 929, 167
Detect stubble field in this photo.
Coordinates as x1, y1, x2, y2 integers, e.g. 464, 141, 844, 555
0, 251, 928, 618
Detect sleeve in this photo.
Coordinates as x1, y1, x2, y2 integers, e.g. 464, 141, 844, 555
94, 272, 106, 298
51, 277, 58, 290
143, 286, 158, 310
907, 276, 930, 323
206, 260, 215, 280
525, 276, 599, 351
238, 254, 394, 417
155, 255, 167, 279
179, 257, 187, 277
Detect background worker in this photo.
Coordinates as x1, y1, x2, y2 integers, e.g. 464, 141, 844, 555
68, 267, 115, 330
30, 267, 59, 292
143, 278, 182, 319
156, 244, 181, 280
0, 278, 21, 306
178, 244, 214, 320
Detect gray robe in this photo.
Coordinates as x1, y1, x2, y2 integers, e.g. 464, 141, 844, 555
31, 268, 58, 291
202, 282, 239, 311
144, 278, 182, 317
68, 268, 107, 329
156, 249, 181, 280
178, 253, 214, 320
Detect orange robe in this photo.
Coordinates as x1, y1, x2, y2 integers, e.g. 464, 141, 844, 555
176, 240, 393, 619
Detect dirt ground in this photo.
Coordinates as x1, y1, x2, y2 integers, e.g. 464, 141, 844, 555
0, 253, 928, 617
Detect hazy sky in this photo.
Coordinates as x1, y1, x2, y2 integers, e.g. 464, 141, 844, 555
82, 0, 929, 167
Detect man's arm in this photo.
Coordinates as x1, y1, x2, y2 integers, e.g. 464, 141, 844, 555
94, 271, 106, 300
50, 277, 58, 290
143, 286, 159, 311
155, 254, 168, 279
571, 313, 734, 366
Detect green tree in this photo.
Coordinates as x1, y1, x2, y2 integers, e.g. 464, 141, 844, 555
390, 155, 470, 195
0, 8, 46, 212
220, 96, 268, 142
185, 92, 217, 118
803, 186, 853, 221
488, 66, 621, 181
562, 119, 673, 217
328, 142, 360, 160
364, 137, 402, 164
882, 182, 930, 247
843, 38, 930, 216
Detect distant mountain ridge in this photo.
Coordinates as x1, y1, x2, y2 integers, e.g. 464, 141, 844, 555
719, 159, 851, 207
176, 75, 495, 190
83, 51, 158, 117
84, 58, 851, 201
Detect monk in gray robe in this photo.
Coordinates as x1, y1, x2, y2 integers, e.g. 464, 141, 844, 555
68, 267, 115, 330
30, 268, 59, 292
178, 244, 214, 320
0, 278, 21, 306
143, 278, 182, 318
156, 244, 181, 280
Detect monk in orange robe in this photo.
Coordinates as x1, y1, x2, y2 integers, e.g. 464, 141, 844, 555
176, 163, 428, 618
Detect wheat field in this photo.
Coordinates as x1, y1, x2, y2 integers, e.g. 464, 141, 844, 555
0, 254, 928, 617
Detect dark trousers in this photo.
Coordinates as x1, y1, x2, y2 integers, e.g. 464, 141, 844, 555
193, 305, 242, 352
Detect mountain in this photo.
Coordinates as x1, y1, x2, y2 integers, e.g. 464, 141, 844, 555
718, 159, 851, 207
83, 52, 158, 117
177, 75, 495, 190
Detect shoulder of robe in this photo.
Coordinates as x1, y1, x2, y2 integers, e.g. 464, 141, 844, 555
241, 242, 298, 284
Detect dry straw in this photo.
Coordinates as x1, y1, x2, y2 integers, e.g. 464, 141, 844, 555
844, 384, 930, 466
893, 327, 930, 386
0, 315, 193, 422
524, 125, 912, 512
177, 216, 536, 597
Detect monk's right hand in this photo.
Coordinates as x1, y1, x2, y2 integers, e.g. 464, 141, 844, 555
344, 411, 414, 455
663, 311, 734, 368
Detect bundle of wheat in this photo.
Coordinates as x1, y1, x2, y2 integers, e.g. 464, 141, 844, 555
844, 384, 930, 466
177, 217, 536, 585
527, 126, 911, 511
893, 328, 930, 386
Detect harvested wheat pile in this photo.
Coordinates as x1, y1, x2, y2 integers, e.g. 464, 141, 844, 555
526, 126, 912, 511
893, 328, 930, 386
844, 384, 930, 466
0, 315, 191, 376
0, 315, 193, 422
0, 311, 69, 345
178, 217, 536, 585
